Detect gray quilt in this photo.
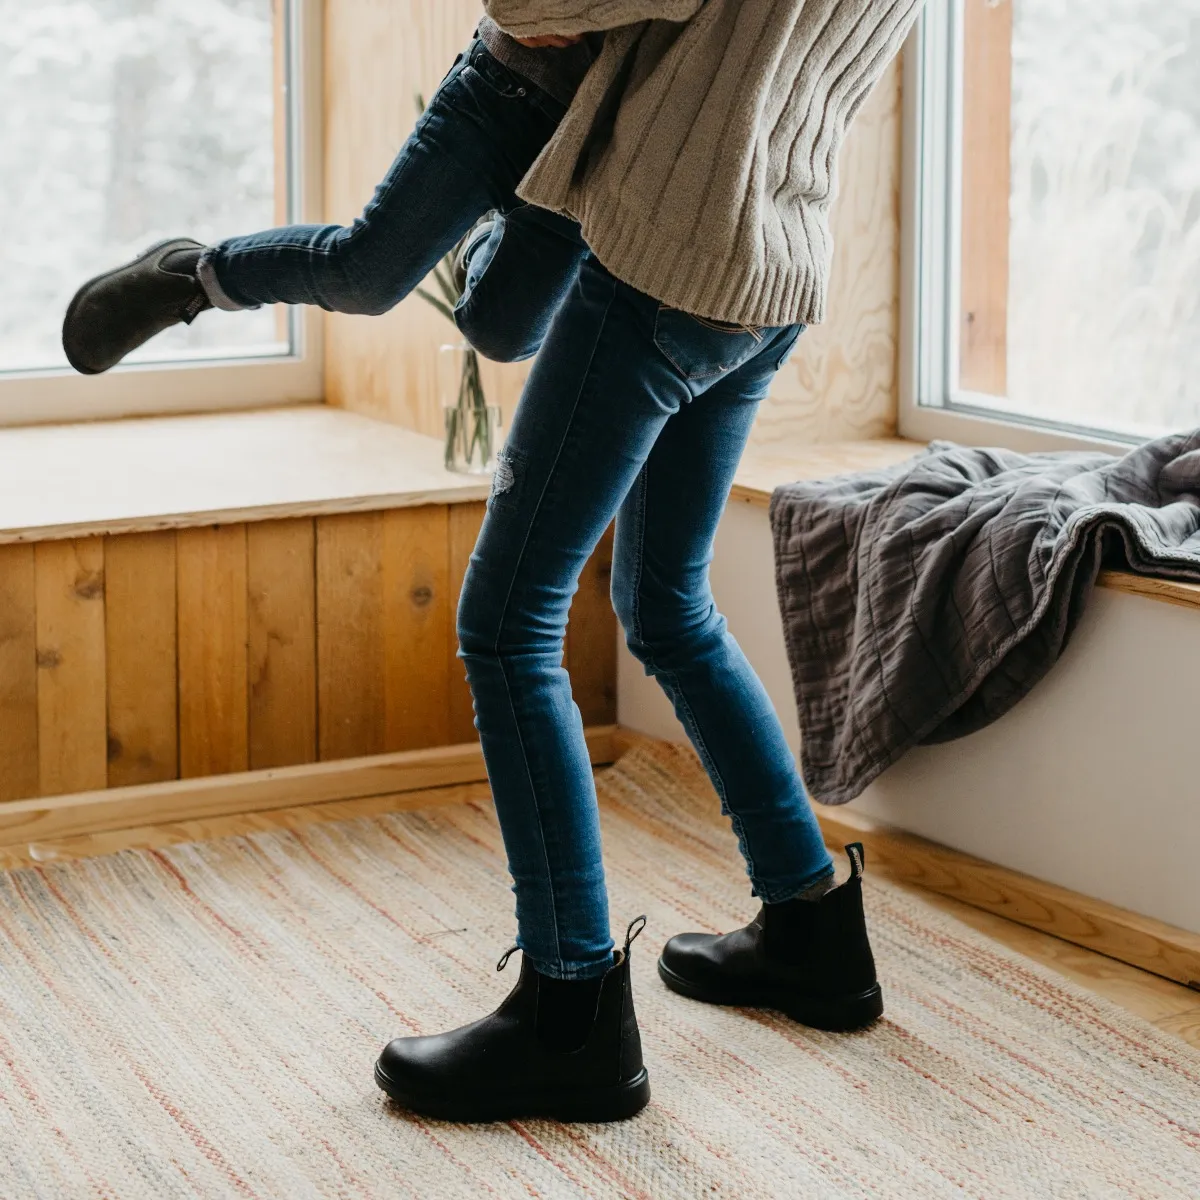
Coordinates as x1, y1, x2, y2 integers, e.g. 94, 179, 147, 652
769, 431, 1200, 806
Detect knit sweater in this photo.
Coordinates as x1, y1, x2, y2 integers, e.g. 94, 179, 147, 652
483, 0, 925, 327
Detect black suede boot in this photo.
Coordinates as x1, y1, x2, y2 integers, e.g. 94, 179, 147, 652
62, 238, 212, 375
374, 918, 651, 1123
658, 844, 883, 1032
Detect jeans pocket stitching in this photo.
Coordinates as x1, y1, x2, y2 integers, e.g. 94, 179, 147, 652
652, 306, 759, 382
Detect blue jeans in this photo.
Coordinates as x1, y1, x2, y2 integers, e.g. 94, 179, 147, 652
458, 255, 835, 981
198, 39, 584, 361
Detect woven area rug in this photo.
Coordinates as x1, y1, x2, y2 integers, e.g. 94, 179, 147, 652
2, 742, 1198, 1199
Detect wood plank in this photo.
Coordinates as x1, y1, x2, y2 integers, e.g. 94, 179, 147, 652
915, 887, 1200, 1030
0, 726, 619, 849
34, 539, 108, 796
447, 502, 486, 744
816, 805, 1200, 991
569, 526, 618, 727
0, 782, 496, 872
731, 439, 925, 508
0, 407, 490, 547
1096, 570, 1200, 614
382, 506, 452, 751
105, 532, 178, 788
316, 512, 386, 760
959, 0, 1012, 396
248, 519, 318, 770
177, 525, 249, 778
0, 544, 39, 802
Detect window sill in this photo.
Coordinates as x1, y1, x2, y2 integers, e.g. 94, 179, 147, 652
0, 406, 491, 545
732, 439, 1200, 614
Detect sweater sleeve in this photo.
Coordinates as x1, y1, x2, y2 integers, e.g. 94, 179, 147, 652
482, 0, 705, 37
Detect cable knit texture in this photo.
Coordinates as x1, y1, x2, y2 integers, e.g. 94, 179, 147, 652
485, 0, 925, 326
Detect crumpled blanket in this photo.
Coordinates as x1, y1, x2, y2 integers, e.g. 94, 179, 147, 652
769, 431, 1200, 806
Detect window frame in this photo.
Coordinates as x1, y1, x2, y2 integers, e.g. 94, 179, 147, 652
899, 1, 1139, 455
0, 0, 326, 429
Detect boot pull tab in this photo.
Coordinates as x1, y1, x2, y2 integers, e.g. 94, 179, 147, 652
846, 843, 866, 880
624, 915, 648, 955
496, 944, 519, 973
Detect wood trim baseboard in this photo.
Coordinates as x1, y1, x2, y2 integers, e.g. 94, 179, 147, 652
817, 805, 1200, 992
0, 726, 619, 850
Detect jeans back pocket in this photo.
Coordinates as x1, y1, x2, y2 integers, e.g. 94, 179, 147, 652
652, 306, 766, 382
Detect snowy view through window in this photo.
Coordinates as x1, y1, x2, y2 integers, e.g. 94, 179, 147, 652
1002, 1, 1200, 436
0, 0, 283, 374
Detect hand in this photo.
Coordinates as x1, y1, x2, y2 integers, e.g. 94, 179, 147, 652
514, 34, 584, 48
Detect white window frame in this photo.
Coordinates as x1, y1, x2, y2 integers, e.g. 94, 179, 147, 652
0, 0, 325, 429
899, 2, 1134, 456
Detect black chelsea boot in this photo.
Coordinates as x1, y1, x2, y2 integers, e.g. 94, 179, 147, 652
62, 238, 212, 375
374, 917, 652, 1123
658, 844, 883, 1032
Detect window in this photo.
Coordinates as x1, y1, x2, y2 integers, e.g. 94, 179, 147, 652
904, 0, 1200, 449
0, 0, 322, 426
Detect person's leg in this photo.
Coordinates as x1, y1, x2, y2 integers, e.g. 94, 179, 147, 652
201, 42, 566, 315
610, 330, 835, 903
452, 204, 587, 362
61, 40, 568, 374
620, 324, 884, 1031
455, 257, 696, 982
376, 256, 701, 1123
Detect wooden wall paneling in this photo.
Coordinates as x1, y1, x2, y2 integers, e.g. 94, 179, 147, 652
105, 532, 178, 789
447, 501, 486, 744
248, 519, 318, 770
322, 0, 531, 437
959, 0, 1012, 396
316, 512, 387, 760
0, 544, 39, 802
34, 539, 108, 797
750, 61, 903, 450
177, 525, 249, 779
569, 527, 618, 727
382, 505, 452, 751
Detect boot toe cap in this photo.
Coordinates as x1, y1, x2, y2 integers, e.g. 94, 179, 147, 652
659, 932, 729, 990
375, 1034, 447, 1097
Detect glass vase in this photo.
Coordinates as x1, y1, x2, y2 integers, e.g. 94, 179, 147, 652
440, 343, 502, 475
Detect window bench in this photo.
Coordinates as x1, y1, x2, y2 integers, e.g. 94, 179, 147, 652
730, 437, 1200, 613
0, 406, 616, 831
0, 405, 492, 545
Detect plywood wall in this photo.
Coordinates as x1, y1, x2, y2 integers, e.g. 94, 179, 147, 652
323, 3, 903, 446
323, 1, 530, 437
0, 508, 616, 804
749, 61, 903, 449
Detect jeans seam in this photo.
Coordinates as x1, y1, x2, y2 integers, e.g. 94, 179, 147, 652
491, 274, 619, 978
627, 466, 650, 651
625, 460, 760, 885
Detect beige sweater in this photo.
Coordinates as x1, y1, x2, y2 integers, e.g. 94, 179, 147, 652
484, 0, 925, 327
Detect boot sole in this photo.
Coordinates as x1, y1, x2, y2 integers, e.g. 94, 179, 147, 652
657, 958, 884, 1032
62, 238, 196, 376
373, 1059, 651, 1124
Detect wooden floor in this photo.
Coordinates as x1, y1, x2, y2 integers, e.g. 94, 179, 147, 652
3, 773, 1196, 1052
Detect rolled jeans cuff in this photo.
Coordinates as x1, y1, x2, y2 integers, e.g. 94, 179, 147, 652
197, 249, 255, 312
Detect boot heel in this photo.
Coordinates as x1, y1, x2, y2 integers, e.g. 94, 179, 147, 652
785, 983, 884, 1032
553, 1069, 652, 1122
